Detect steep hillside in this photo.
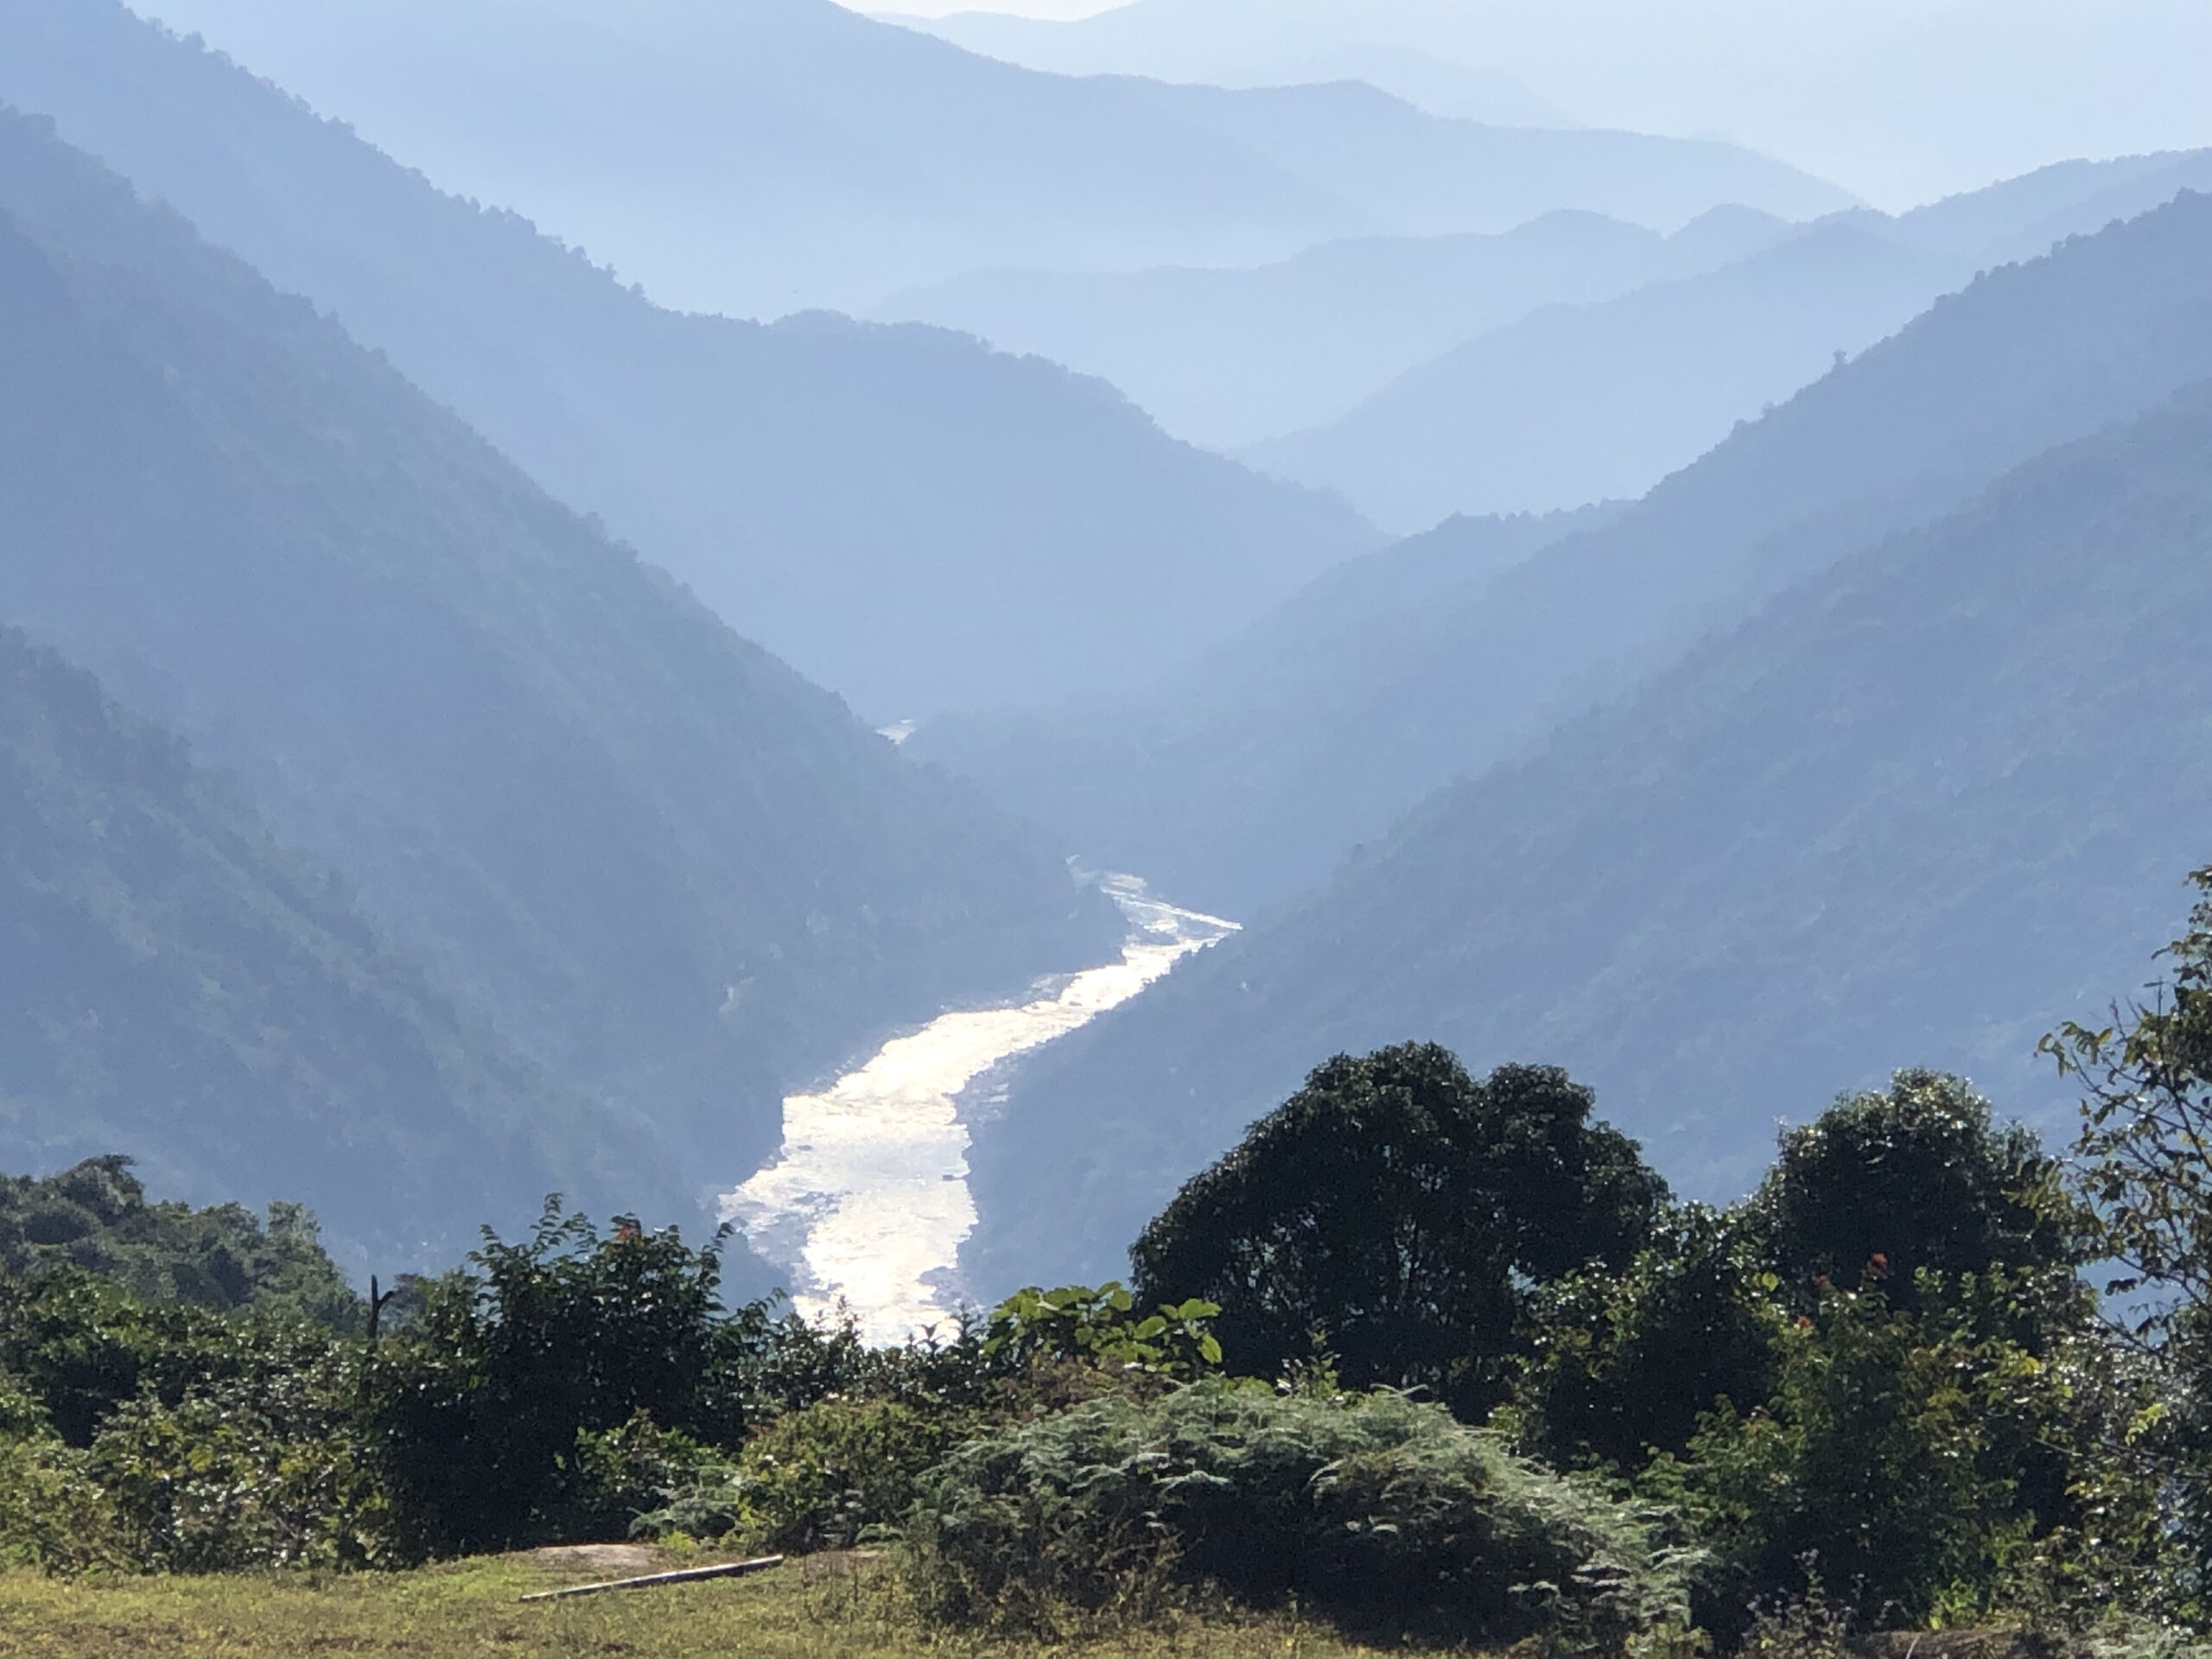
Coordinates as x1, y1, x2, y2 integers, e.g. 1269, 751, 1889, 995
1253, 220, 1959, 530
0, 0, 1376, 721
0, 111, 1118, 1227
881, 208, 1790, 448
117, 0, 1848, 316
914, 505, 1621, 911
0, 629, 606, 1265
881, 152, 2212, 464
921, 191, 2212, 916
1255, 152, 2212, 531
964, 376, 2212, 1292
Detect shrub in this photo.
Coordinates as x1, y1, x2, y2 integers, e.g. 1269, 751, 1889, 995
1673, 1274, 2080, 1630
1517, 1205, 1783, 1473
901, 1374, 1693, 1640
87, 1371, 390, 1572
0, 1377, 116, 1573
642, 1395, 982, 1552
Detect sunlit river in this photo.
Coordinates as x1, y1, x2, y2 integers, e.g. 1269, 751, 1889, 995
721, 875, 1236, 1345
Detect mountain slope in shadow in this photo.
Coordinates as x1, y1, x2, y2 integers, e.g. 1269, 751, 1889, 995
0, 0, 1378, 721
0, 109, 1118, 1236
918, 190, 2212, 918
965, 373, 2212, 1292
0, 625, 606, 1268
1254, 151, 2212, 531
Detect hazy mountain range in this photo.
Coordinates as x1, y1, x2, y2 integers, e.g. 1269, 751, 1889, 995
882, 148, 2212, 531
0, 104, 1116, 1262
0, 623, 594, 1264
0, 0, 1385, 721
1251, 150, 2212, 530
0, 0, 2206, 1319
908, 0, 2212, 210
121, 0, 1852, 319
963, 227, 2212, 1287
881, 205, 1797, 449
918, 188, 2212, 924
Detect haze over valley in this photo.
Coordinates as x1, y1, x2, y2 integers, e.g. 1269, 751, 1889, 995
2, 0, 2209, 1349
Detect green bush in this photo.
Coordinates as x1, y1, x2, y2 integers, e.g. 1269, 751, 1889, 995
1670, 1274, 2081, 1630
901, 1374, 1693, 1639
87, 1373, 389, 1572
0, 1403, 117, 1573
642, 1395, 982, 1553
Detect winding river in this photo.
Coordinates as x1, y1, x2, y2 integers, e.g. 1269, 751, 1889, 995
721, 875, 1236, 1345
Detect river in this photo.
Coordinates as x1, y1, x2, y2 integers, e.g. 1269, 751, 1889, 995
720, 874, 1236, 1345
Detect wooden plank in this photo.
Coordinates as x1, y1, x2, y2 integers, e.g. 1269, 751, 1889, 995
518, 1554, 786, 1601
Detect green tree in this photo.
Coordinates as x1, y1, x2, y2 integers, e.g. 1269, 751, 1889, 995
1750, 1071, 2076, 1315
1516, 1204, 1782, 1471
1129, 1045, 1664, 1413
2044, 864, 2212, 1602
0, 1158, 362, 1331
360, 1200, 747, 1556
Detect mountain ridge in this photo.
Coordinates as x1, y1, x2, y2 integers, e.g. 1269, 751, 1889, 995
963, 371, 2212, 1292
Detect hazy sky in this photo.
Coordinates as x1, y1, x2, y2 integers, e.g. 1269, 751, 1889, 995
863, 1, 1115, 15
868, 0, 2212, 208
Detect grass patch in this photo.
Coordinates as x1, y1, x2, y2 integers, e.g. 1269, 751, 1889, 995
0, 1549, 1481, 1657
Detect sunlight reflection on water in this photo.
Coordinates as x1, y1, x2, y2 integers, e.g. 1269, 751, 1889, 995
721, 875, 1236, 1345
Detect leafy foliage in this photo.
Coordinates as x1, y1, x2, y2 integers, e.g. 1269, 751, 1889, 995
359, 1202, 752, 1557
902, 1375, 1694, 1640
1672, 1274, 2079, 1629
2044, 865, 2212, 1606
1518, 1205, 1783, 1471
982, 1283, 1223, 1379
1750, 1071, 2078, 1313
1131, 1046, 1665, 1413
653, 1396, 977, 1554
0, 1157, 360, 1330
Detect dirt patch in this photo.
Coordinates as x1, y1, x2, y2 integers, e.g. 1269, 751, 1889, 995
527, 1543, 666, 1575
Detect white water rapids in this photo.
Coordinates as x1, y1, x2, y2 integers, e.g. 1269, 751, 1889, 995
721, 875, 1236, 1345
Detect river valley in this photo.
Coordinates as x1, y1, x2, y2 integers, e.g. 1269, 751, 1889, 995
721, 875, 1236, 1344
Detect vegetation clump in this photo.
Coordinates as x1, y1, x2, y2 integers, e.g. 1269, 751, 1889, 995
7, 868, 2212, 1653
903, 1373, 1691, 1641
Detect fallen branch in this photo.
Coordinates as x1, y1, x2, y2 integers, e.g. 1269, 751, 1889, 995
519, 1554, 785, 1602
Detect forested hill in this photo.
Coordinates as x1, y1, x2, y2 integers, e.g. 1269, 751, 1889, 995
924, 189, 2212, 918
964, 373, 2212, 1293
0, 108, 1120, 1243
80, 0, 1851, 316
0, 0, 1380, 721
0, 627, 604, 1263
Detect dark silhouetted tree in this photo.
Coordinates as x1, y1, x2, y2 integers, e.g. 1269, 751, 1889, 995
1129, 1044, 1664, 1413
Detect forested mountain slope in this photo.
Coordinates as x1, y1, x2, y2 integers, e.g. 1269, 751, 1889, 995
964, 375, 2212, 1292
914, 505, 1623, 910
0, 629, 603, 1264
0, 0, 1376, 721
882, 207, 1792, 449
107, 0, 1847, 317
0, 111, 1117, 1230
1255, 151, 2212, 530
883, 151, 2210, 467
921, 191, 2212, 916
1252, 219, 1960, 529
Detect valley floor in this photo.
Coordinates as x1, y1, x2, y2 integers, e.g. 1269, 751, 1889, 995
0, 1549, 1469, 1659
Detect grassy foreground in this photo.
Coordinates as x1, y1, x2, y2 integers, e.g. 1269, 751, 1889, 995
0, 1549, 1466, 1658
